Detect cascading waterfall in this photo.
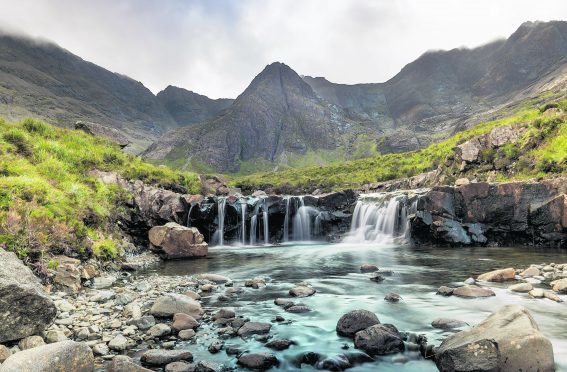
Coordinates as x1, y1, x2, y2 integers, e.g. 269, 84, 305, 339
346, 192, 411, 244
240, 202, 247, 245
186, 204, 195, 227
263, 209, 269, 245
283, 197, 290, 242
293, 196, 318, 241
250, 214, 258, 245
214, 197, 227, 246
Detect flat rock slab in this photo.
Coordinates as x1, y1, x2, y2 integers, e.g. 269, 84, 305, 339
452, 285, 495, 298
289, 285, 316, 297
197, 273, 231, 283
141, 349, 193, 366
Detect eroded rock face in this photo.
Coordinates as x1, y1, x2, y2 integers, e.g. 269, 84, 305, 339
435, 305, 554, 372
149, 222, 208, 259
0, 249, 57, 343
0, 340, 94, 372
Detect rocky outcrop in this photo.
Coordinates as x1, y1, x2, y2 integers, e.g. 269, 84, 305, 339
149, 223, 208, 259
435, 305, 554, 372
75, 121, 130, 148
0, 249, 57, 343
410, 178, 567, 247
0, 340, 94, 372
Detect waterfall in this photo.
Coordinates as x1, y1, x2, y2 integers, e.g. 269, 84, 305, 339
250, 214, 257, 245
263, 210, 269, 245
346, 192, 411, 244
283, 197, 290, 242
186, 204, 195, 227
314, 212, 322, 237
240, 202, 247, 245
293, 196, 318, 241
214, 197, 227, 246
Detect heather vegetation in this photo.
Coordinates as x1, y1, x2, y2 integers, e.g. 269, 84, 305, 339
233, 99, 567, 192
0, 117, 200, 265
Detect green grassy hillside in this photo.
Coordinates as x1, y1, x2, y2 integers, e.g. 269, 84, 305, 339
233, 99, 567, 192
0, 117, 199, 266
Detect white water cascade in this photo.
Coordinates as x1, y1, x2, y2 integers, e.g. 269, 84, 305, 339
186, 204, 195, 227
292, 196, 319, 241
263, 209, 269, 245
240, 202, 247, 245
283, 197, 290, 242
213, 197, 227, 246
346, 193, 413, 244
250, 214, 258, 245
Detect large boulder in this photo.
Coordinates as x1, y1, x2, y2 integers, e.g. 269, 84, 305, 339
149, 223, 208, 259
435, 305, 554, 372
336, 310, 380, 338
0, 340, 94, 371
353, 324, 405, 356
477, 268, 515, 282
150, 294, 203, 318
0, 249, 57, 343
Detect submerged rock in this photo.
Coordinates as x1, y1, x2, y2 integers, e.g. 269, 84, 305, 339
289, 285, 316, 297
336, 310, 380, 338
149, 222, 208, 259
266, 339, 296, 350
360, 264, 379, 273
0, 249, 57, 343
434, 305, 554, 372
353, 324, 405, 356
237, 322, 271, 337
431, 318, 468, 330
384, 292, 402, 302
0, 341, 94, 372
436, 286, 454, 296
237, 352, 279, 370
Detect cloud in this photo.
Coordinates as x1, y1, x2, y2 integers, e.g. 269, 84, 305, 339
0, 0, 565, 98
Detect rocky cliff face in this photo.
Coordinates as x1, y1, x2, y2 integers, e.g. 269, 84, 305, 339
156, 86, 233, 126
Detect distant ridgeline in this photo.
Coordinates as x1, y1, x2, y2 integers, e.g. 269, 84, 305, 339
1, 21, 566, 173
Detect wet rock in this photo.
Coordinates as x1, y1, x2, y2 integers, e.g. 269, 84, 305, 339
274, 298, 294, 307
237, 322, 271, 337
520, 266, 541, 278
431, 318, 468, 329
0, 249, 57, 343
369, 274, 385, 282
165, 361, 195, 372
225, 346, 242, 356
336, 310, 380, 338
141, 349, 193, 366
92, 343, 110, 356
435, 305, 554, 372
237, 352, 279, 370
128, 315, 156, 331
360, 264, 378, 273
464, 277, 476, 285
436, 286, 454, 296
151, 293, 203, 318
529, 288, 545, 298
213, 308, 235, 320
245, 277, 266, 289
195, 360, 225, 372
178, 329, 196, 340
508, 283, 533, 293
354, 324, 405, 356
148, 323, 172, 338
172, 313, 199, 331
264, 338, 295, 351
286, 305, 311, 313
208, 339, 224, 354
289, 285, 316, 297
384, 292, 401, 302
0, 340, 94, 372
477, 267, 515, 282
544, 291, 563, 302
149, 222, 208, 259
0, 345, 11, 362
452, 285, 495, 298
552, 278, 567, 293
196, 274, 231, 284
18, 335, 45, 350
316, 354, 351, 371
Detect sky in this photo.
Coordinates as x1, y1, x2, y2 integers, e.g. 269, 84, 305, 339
0, 0, 566, 98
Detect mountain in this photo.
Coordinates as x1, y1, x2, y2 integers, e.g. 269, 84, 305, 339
156, 86, 233, 126
145, 21, 567, 173
144, 62, 359, 172
0, 33, 229, 152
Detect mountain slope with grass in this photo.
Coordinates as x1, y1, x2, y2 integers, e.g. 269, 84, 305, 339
0, 117, 200, 269
233, 98, 567, 193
